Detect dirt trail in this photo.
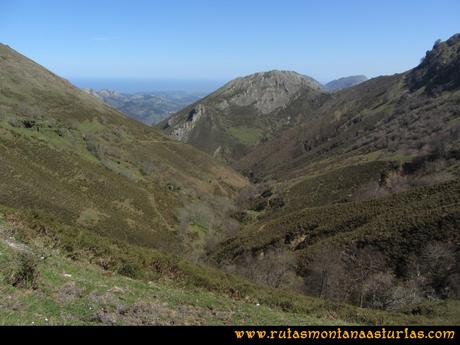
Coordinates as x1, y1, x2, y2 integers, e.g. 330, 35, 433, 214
148, 194, 174, 232
0, 223, 30, 252
137, 140, 181, 144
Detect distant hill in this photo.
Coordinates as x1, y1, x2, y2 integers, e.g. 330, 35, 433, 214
83, 89, 201, 125
158, 70, 325, 163
237, 35, 460, 181
325, 75, 368, 91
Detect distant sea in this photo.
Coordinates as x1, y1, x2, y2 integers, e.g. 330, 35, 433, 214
69, 78, 226, 94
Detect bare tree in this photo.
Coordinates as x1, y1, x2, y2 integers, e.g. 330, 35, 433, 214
342, 245, 387, 307
230, 248, 301, 290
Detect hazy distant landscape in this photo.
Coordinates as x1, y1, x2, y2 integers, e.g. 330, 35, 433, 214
82, 89, 203, 125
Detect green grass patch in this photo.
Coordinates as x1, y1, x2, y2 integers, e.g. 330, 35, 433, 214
228, 126, 264, 146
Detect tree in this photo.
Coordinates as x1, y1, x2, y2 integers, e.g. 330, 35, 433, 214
342, 245, 387, 307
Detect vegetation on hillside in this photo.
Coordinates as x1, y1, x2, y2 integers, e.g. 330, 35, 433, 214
159, 71, 325, 163
0, 43, 246, 260
1, 35, 460, 325
210, 35, 460, 314
1, 210, 458, 325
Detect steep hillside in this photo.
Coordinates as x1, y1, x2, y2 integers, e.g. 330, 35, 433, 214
407, 34, 460, 94
325, 75, 368, 92
159, 71, 325, 163
0, 43, 247, 260
3, 210, 457, 325
211, 34, 460, 311
83, 89, 201, 125
237, 35, 460, 181
1, 35, 459, 324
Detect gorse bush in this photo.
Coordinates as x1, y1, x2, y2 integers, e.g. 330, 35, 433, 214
6, 251, 40, 289
215, 178, 460, 311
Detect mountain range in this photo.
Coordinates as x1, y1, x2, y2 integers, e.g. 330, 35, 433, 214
84, 75, 367, 133
83, 89, 202, 125
324, 75, 368, 92
157, 73, 371, 163
0, 34, 459, 325
160, 34, 460, 313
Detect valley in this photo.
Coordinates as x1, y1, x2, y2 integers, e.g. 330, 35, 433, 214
0, 33, 459, 325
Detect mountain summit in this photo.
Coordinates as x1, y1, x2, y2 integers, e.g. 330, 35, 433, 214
407, 33, 460, 94
159, 70, 324, 163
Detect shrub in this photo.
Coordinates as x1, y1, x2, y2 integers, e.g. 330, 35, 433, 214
6, 252, 40, 289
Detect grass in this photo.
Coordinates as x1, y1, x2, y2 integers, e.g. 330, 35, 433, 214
449, 115, 460, 123
283, 161, 392, 210
0, 217, 341, 325
215, 178, 460, 315
228, 126, 264, 146
386, 153, 416, 163
219, 178, 460, 258
2, 41, 460, 326
76, 208, 106, 227
2, 207, 459, 325
0, 43, 248, 260
1, 213, 458, 325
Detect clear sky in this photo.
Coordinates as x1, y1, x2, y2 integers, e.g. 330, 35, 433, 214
1, 0, 459, 91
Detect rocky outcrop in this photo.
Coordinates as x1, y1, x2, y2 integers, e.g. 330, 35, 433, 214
168, 104, 206, 141
407, 34, 460, 94
158, 70, 325, 163
214, 71, 322, 114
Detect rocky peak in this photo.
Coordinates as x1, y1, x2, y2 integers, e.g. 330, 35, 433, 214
407, 33, 460, 94
158, 70, 326, 162
211, 70, 322, 114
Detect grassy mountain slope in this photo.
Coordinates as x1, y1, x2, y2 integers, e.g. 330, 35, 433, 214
210, 34, 460, 311
1, 35, 459, 324
236, 35, 460, 182
3, 43, 426, 326
0, 213, 333, 326
1, 210, 458, 325
0, 43, 247, 259
158, 71, 325, 163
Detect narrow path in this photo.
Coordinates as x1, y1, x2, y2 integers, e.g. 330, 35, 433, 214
0, 143, 9, 152
137, 140, 181, 144
256, 222, 268, 233
214, 179, 228, 195
148, 193, 174, 232
0, 223, 30, 253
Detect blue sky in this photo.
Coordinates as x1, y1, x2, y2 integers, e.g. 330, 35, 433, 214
1, 0, 459, 91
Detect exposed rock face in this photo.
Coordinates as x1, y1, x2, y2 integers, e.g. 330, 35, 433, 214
159, 70, 324, 163
407, 34, 460, 94
215, 71, 322, 114
169, 104, 205, 141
